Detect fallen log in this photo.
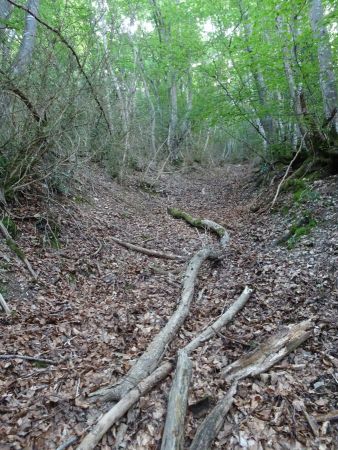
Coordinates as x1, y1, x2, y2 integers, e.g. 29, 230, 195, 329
82, 288, 251, 448
189, 320, 313, 449
167, 208, 229, 247
77, 362, 172, 450
161, 350, 192, 450
111, 236, 185, 260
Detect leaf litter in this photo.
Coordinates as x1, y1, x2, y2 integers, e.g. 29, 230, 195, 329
0, 164, 337, 449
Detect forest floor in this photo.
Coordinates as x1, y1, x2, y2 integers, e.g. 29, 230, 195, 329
0, 164, 337, 450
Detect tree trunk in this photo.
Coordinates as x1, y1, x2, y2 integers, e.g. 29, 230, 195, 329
310, 0, 338, 134
168, 72, 179, 161
12, 0, 40, 76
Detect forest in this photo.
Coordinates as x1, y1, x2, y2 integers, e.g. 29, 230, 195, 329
0, 0, 337, 449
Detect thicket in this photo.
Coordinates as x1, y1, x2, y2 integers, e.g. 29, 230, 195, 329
0, 0, 337, 204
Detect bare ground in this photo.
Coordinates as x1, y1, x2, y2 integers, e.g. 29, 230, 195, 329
0, 164, 337, 449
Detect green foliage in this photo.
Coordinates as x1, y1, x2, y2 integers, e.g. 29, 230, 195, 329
284, 178, 320, 204
0, 0, 337, 190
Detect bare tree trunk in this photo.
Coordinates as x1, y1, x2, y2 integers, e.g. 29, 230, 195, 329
12, 0, 40, 76
276, 15, 307, 139
310, 0, 338, 134
238, 0, 274, 150
168, 72, 179, 161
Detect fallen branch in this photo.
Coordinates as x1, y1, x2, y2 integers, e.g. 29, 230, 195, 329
271, 134, 306, 209
190, 382, 238, 450
77, 362, 172, 450
0, 293, 11, 315
189, 320, 313, 449
0, 220, 37, 280
0, 354, 57, 365
314, 410, 338, 422
111, 236, 185, 260
90, 246, 215, 401
161, 350, 192, 450
184, 287, 252, 354
85, 288, 250, 447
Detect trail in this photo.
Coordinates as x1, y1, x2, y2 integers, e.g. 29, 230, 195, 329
0, 165, 337, 449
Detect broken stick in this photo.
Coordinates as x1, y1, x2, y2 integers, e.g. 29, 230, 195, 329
190, 382, 238, 450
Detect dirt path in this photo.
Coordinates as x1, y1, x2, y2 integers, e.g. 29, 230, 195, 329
0, 165, 337, 449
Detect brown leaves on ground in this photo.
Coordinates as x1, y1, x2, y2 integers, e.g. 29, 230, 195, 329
0, 165, 337, 449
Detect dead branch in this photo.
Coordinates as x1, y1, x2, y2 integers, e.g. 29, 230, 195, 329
111, 236, 185, 260
84, 286, 250, 448
77, 362, 172, 450
271, 133, 306, 209
0, 220, 37, 280
0, 354, 56, 365
55, 436, 78, 450
184, 287, 252, 354
189, 382, 238, 450
90, 246, 215, 401
0, 293, 11, 315
223, 320, 313, 382
161, 350, 192, 450
168, 208, 229, 247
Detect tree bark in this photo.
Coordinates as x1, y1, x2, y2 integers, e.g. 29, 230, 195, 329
310, 0, 338, 134
223, 320, 313, 382
12, 0, 40, 76
161, 350, 192, 450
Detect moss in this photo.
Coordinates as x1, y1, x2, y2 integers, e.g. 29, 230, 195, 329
168, 207, 204, 229
168, 207, 225, 238
287, 215, 317, 249
72, 195, 89, 204
283, 178, 320, 204
139, 181, 158, 195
